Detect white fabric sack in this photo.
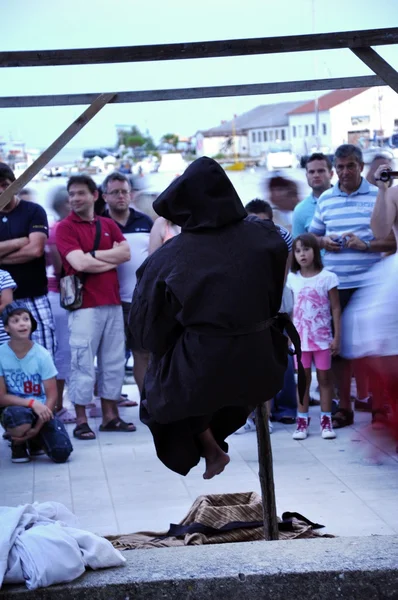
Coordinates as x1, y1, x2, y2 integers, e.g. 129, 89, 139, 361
0, 502, 126, 591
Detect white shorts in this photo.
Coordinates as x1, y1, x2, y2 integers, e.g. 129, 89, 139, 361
68, 305, 125, 405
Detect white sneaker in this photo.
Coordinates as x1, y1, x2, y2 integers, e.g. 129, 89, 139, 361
268, 420, 273, 434
235, 418, 256, 434
320, 415, 336, 439
292, 417, 310, 440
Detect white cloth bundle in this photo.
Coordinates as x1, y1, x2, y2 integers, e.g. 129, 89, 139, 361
0, 502, 125, 590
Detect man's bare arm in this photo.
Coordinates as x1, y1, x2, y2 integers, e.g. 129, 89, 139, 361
371, 164, 398, 239
0, 232, 46, 265
0, 237, 29, 258
95, 241, 131, 265
65, 249, 116, 273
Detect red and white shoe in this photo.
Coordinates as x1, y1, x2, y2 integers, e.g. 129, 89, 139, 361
321, 415, 336, 439
293, 417, 310, 440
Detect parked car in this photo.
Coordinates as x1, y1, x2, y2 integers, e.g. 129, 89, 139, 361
362, 147, 393, 165
82, 148, 112, 159
266, 145, 298, 170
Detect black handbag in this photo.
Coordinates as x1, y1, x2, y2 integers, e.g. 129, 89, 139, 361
60, 219, 101, 311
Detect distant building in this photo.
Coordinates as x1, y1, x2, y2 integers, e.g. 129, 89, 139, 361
195, 88, 398, 161
195, 101, 304, 158
288, 87, 398, 156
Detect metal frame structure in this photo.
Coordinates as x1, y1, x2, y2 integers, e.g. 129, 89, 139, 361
1, 28, 398, 540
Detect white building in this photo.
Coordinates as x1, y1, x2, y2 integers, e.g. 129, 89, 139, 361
288, 87, 398, 156
195, 101, 304, 159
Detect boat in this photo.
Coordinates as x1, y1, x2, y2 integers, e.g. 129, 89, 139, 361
224, 161, 246, 171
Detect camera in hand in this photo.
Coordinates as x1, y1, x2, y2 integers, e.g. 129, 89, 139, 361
379, 170, 398, 182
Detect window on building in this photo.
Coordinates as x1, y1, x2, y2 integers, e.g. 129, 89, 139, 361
258, 131, 262, 142
281, 129, 286, 141
298, 125, 302, 136
275, 129, 279, 139
252, 131, 256, 142
269, 130, 274, 141
311, 124, 315, 136
322, 123, 327, 135
305, 125, 309, 137
263, 131, 268, 142
292, 126, 297, 138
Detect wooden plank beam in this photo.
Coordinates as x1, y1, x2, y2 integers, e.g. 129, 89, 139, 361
1, 28, 398, 68
256, 404, 279, 541
0, 93, 115, 211
351, 47, 398, 94
0, 75, 385, 109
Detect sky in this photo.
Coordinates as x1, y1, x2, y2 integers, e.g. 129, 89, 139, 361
1, 0, 398, 151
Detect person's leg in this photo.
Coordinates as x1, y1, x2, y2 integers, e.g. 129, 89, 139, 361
39, 417, 73, 463
68, 308, 102, 439
198, 428, 230, 479
48, 291, 72, 416
332, 288, 356, 425
315, 350, 336, 439
23, 295, 57, 360
2, 407, 35, 462
272, 354, 297, 422
97, 306, 135, 431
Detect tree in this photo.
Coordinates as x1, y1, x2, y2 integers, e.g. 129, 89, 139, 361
118, 125, 155, 150
161, 133, 179, 148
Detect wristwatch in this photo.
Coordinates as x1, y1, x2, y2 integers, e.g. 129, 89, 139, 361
90, 250, 96, 258
364, 240, 371, 251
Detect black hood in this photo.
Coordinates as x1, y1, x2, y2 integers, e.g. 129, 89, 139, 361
153, 157, 247, 231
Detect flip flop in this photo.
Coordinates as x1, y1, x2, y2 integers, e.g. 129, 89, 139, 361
99, 418, 136, 432
55, 408, 76, 424
118, 395, 138, 407
73, 423, 96, 440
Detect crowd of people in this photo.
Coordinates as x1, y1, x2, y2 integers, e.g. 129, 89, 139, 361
0, 142, 397, 475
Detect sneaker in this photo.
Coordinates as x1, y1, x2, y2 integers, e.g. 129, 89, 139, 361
355, 396, 373, 412
292, 417, 310, 440
28, 439, 45, 456
11, 443, 30, 463
320, 415, 336, 439
235, 419, 256, 434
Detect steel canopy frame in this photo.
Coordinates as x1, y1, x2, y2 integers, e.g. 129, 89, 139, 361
1, 29, 398, 541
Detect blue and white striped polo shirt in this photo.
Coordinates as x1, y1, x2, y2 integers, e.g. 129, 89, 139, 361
309, 178, 381, 289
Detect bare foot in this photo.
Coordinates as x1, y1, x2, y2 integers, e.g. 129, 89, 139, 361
203, 451, 230, 480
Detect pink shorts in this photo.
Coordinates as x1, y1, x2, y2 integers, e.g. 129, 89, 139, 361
300, 349, 331, 371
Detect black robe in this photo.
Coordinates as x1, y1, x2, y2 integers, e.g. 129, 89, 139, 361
130, 157, 289, 475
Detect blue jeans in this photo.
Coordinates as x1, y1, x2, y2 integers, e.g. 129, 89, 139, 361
272, 354, 297, 420
1, 406, 73, 463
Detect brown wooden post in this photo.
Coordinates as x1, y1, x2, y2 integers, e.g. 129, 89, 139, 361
255, 403, 279, 540
0, 92, 115, 210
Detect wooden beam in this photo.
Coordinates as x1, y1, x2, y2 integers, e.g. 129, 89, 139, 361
256, 404, 279, 541
351, 47, 398, 94
0, 93, 115, 211
0, 75, 385, 109
1, 28, 398, 68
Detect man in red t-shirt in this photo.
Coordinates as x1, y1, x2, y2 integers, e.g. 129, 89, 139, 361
56, 175, 135, 440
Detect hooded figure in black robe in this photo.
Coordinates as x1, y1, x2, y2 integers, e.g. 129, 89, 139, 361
129, 157, 290, 477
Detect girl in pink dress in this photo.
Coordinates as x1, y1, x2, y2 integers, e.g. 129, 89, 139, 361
287, 234, 341, 440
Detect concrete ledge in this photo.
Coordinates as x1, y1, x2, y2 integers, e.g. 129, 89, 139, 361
1, 535, 398, 599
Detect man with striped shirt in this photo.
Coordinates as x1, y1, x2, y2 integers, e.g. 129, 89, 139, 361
309, 144, 395, 427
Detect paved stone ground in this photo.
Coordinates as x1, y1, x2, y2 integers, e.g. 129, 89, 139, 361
1, 382, 398, 539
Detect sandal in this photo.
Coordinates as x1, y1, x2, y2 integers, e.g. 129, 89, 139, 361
332, 408, 354, 429
99, 418, 136, 432
55, 408, 76, 424
73, 422, 96, 440
118, 395, 138, 407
